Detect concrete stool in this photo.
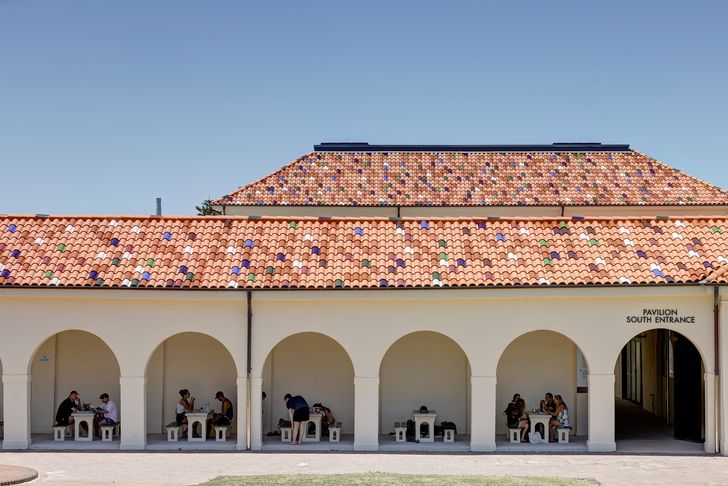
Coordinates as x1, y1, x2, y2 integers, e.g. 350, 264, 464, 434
443, 428, 455, 443
394, 422, 407, 442
214, 425, 229, 442
329, 422, 342, 442
166, 422, 181, 442
53, 425, 67, 441
507, 427, 520, 443
100, 422, 120, 442
280, 427, 292, 442
557, 427, 571, 444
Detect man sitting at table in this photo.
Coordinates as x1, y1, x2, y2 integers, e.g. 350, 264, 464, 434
93, 393, 118, 438
55, 390, 82, 436
208, 391, 233, 437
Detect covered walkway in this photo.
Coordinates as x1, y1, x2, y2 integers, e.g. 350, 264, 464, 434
615, 399, 705, 454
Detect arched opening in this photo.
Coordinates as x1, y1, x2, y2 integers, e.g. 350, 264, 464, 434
614, 329, 706, 453
496, 330, 588, 450
30, 330, 120, 447
145, 332, 237, 449
379, 331, 470, 449
261, 332, 354, 449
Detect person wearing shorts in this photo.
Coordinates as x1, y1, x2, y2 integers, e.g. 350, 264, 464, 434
284, 393, 309, 445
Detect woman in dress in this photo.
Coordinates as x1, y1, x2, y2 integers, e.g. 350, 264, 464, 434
548, 394, 571, 441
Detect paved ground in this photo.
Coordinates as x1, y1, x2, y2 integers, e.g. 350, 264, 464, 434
0, 452, 727, 486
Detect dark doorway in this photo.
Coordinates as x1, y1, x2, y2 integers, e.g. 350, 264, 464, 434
673, 334, 703, 442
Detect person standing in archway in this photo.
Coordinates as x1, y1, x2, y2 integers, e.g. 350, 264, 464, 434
284, 393, 309, 445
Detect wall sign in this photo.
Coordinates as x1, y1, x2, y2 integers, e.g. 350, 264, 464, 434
626, 308, 695, 324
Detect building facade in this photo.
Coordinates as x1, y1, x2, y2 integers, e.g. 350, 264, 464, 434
1, 143, 728, 453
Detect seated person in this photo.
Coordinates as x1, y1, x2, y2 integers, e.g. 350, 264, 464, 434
93, 393, 118, 437
208, 391, 234, 437
548, 394, 571, 441
56, 390, 81, 434
312, 402, 336, 436
503, 395, 520, 430
176, 388, 198, 438
515, 398, 529, 441
540, 393, 556, 415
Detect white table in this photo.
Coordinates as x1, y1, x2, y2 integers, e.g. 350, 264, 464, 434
186, 410, 213, 442
302, 413, 323, 442
71, 412, 95, 441
529, 413, 551, 441
412, 411, 437, 443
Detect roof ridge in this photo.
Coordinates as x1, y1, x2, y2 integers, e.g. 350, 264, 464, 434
630, 148, 728, 195
3, 214, 728, 223
212, 151, 316, 205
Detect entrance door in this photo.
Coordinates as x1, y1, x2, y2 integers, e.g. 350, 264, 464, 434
673, 334, 703, 442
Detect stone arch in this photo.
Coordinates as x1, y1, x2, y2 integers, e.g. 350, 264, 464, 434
25, 327, 121, 375
29, 329, 121, 434
143, 330, 244, 379
495, 330, 589, 438
144, 331, 238, 435
378, 330, 471, 435
261, 332, 355, 435
613, 328, 708, 448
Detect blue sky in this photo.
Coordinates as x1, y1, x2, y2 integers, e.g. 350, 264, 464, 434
1, 0, 726, 215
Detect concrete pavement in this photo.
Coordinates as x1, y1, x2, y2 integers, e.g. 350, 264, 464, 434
0, 452, 726, 485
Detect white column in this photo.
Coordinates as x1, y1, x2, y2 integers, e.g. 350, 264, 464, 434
1, 373, 31, 449
705, 371, 716, 453
250, 376, 263, 451
354, 376, 379, 451
470, 375, 496, 452
236, 376, 248, 451
119, 376, 146, 450
719, 300, 728, 455
587, 372, 616, 452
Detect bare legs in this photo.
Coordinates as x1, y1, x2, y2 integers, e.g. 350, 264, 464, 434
291, 421, 304, 445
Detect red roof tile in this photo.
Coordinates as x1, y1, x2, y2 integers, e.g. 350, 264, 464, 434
1, 215, 727, 289
213, 149, 728, 207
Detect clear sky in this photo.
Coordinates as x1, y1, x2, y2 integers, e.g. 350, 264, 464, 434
1, 0, 726, 215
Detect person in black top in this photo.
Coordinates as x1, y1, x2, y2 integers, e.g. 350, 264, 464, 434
209, 391, 234, 437
56, 390, 82, 436
284, 393, 309, 445
503, 393, 521, 429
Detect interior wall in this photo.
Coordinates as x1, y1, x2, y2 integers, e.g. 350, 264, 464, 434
379, 332, 469, 434
31, 332, 120, 433
264, 333, 354, 434
146, 333, 237, 435
496, 331, 581, 435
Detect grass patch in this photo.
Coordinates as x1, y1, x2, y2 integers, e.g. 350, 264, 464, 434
195, 473, 593, 486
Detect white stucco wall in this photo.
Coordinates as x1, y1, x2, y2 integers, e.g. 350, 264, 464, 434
263, 333, 354, 434
379, 331, 469, 434
496, 331, 579, 435
0, 285, 720, 452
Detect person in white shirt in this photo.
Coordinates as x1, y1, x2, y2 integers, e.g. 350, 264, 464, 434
93, 393, 118, 437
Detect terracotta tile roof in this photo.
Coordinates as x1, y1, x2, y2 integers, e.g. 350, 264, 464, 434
213, 149, 728, 207
1, 215, 727, 289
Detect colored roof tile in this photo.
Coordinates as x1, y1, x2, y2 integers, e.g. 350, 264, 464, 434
213, 150, 728, 207
1, 215, 727, 289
